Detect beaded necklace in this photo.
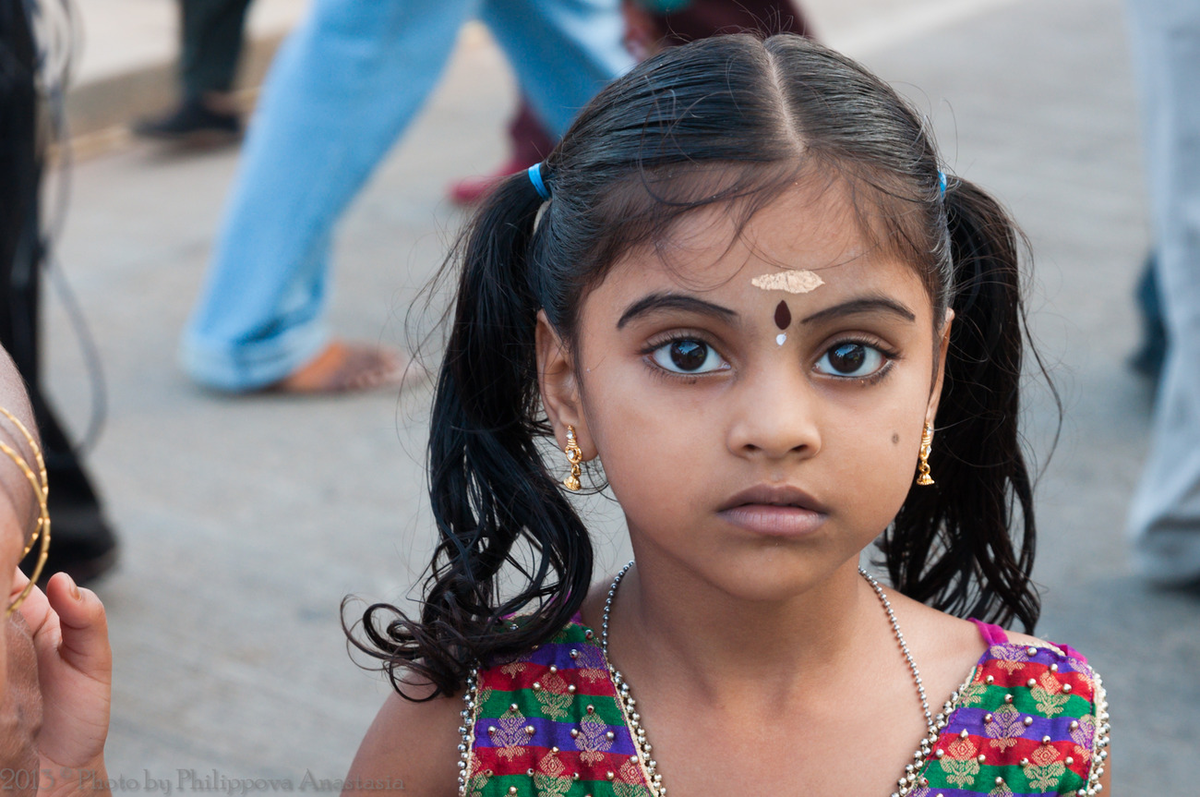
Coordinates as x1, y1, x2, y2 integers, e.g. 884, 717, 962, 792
599, 561, 953, 797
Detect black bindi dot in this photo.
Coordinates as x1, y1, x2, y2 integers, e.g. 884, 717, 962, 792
774, 300, 791, 330
892, 433, 900, 445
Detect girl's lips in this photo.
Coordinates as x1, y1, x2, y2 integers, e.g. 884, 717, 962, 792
718, 504, 828, 537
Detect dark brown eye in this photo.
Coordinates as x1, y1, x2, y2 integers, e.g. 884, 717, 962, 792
815, 342, 886, 378
650, 339, 726, 374
828, 343, 865, 373
671, 341, 707, 370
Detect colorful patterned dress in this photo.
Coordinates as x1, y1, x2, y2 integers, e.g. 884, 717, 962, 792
456, 617, 1109, 797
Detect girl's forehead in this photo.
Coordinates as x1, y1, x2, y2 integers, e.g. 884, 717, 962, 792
601, 181, 918, 300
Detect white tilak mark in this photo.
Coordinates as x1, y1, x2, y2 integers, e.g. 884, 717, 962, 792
776, 333, 787, 346
751, 270, 825, 294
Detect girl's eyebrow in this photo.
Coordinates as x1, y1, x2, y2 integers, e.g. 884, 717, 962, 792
616, 293, 739, 329
800, 296, 917, 325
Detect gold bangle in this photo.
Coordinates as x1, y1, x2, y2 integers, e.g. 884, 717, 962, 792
1, 408, 50, 618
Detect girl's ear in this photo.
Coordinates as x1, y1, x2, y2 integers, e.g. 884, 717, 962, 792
927, 308, 956, 423
536, 310, 596, 459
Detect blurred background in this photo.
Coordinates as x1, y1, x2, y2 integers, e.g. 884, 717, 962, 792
18, 0, 1193, 792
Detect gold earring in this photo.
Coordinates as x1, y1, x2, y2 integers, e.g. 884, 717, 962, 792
562, 426, 583, 491
916, 422, 935, 486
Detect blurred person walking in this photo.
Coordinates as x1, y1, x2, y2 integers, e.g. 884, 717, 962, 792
1, 0, 117, 582
449, 0, 815, 205
135, 0, 253, 145
180, 0, 634, 394
1126, 0, 1200, 585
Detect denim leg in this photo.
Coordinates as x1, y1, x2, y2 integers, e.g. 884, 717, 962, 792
1126, 0, 1200, 583
181, 0, 475, 391
481, 0, 634, 137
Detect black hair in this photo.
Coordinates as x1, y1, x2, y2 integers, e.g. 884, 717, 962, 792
349, 33, 1046, 699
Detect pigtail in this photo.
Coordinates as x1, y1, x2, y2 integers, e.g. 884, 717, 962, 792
348, 173, 594, 699
883, 178, 1043, 632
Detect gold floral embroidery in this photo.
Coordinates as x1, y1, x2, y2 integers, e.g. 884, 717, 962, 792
498, 660, 528, 679
533, 751, 571, 796
1031, 670, 1069, 717
1022, 744, 1065, 790
958, 680, 988, 707
576, 710, 614, 764
535, 668, 572, 720
491, 708, 529, 761
942, 736, 981, 787
464, 753, 489, 797
988, 781, 1013, 797
612, 759, 651, 797
574, 643, 609, 684
990, 644, 1029, 674
613, 783, 652, 797
985, 704, 1026, 751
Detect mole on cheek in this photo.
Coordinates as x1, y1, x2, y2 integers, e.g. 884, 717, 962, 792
774, 301, 791, 330
892, 433, 900, 445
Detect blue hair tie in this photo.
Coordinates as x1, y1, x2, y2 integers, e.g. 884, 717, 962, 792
938, 170, 948, 199
528, 163, 550, 201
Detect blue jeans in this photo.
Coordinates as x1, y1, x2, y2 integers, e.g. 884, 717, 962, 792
1126, 0, 1200, 583
181, 0, 633, 391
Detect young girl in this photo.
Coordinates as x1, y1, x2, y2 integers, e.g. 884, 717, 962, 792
345, 34, 1111, 797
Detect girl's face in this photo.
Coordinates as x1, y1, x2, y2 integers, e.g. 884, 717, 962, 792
538, 179, 951, 601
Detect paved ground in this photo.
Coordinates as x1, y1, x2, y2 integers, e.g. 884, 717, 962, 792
37, 0, 1196, 793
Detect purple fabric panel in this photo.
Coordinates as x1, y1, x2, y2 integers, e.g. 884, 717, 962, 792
472, 717, 638, 755
924, 789, 1055, 797
499, 641, 600, 670
948, 708, 1082, 742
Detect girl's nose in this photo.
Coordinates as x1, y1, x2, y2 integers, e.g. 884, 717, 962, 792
725, 366, 822, 460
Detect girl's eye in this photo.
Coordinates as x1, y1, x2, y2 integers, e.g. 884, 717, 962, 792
815, 342, 887, 378
650, 339, 727, 374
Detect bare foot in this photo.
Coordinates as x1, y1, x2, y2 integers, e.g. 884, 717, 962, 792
269, 341, 423, 394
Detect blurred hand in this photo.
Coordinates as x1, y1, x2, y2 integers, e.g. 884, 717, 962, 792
0, 601, 41, 797
13, 569, 111, 774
